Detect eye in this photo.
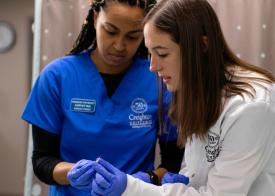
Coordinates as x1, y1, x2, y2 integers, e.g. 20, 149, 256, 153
126, 35, 140, 40
103, 26, 117, 35
158, 53, 168, 58
105, 29, 117, 35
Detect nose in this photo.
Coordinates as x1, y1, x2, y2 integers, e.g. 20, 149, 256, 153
149, 55, 162, 72
113, 37, 126, 52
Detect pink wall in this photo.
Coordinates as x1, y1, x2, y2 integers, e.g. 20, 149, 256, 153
0, 0, 34, 195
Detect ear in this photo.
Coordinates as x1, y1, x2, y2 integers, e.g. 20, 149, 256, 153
202, 36, 209, 52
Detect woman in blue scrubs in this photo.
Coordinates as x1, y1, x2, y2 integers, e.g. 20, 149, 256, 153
21, 0, 184, 195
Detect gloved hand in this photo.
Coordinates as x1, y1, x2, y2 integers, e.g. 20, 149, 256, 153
91, 158, 127, 196
161, 172, 189, 185
67, 159, 96, 191
132, 171, 151, 183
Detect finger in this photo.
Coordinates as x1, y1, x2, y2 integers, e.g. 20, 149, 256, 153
91, 190, 101, 196
97, 158, 116, 173
71, 161, 94, 178
69, 163, 82, 177
75, 168, 95, 186
176, 175, 189, 184
93, 163, 114, 182
73, 159, 90, 171
77, 159, 90, 167
161, 177, 169, 184
92, 179, 109, 195
161, 173, 173, 184
95, 173, 110, 189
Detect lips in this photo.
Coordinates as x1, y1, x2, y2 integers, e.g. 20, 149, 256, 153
159, 74, 171, 84
163, 77, 171, 84
108, 53, 125, 62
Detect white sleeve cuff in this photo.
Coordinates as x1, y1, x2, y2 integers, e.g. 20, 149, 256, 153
122, 174, 190, 196
122, 174, 162, 196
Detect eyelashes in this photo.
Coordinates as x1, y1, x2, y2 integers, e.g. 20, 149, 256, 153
104, 29, 141, 40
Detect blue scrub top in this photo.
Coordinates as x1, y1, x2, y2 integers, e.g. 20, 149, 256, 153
22, 49, 167, 195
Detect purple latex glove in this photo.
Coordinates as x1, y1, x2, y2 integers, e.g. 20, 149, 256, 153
161, 172, 189, 185
132, 171, 151, 183
91, 158, 127, 196
67, 159, 96, 191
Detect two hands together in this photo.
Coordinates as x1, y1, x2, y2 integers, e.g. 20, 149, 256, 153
67, 158, 126, 196
67, 158, 189, 196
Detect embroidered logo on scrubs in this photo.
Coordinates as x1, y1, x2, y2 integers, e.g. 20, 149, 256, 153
129, 98, 152, 128
131, 98, 148, 113
70, 98, 96, 113
205, 131, 221, 162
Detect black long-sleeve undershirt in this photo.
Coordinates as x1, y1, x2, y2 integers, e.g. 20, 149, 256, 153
32, 125, 62, 185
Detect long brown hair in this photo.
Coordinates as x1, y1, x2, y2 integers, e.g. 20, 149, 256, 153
144, 0, 275, 147
69, 0, 156, 58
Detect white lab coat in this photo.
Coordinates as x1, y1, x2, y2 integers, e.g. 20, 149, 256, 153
122, 80, 275, 196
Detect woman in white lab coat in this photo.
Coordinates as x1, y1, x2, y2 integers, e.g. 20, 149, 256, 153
78, 0, 275, 195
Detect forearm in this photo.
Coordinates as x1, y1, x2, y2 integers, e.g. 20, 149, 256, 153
52, 162, 75, 185
32, 125, 65, 185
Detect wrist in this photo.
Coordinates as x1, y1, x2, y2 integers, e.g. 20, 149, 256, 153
146, 171, 159, 185
53, 162, 74, 185
151, 167, 167, 184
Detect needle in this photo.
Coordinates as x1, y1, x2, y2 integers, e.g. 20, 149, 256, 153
96, 157, 101, 163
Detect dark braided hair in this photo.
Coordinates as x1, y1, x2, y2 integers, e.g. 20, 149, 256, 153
69, 0, 156, 58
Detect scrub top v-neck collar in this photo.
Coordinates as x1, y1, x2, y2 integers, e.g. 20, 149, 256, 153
83, 49, 141, 114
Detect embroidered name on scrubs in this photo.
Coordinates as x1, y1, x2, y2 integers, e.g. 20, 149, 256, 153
205, 131, 221, 162
71, 98, 96, 113
129, 98, 153, 128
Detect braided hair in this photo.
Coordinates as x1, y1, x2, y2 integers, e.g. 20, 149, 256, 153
69, 0, 156, 58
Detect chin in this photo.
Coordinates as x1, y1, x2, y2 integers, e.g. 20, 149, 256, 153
166, 85, 176, 92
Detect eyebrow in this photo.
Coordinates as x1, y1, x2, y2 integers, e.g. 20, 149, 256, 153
152, 46, 169, 50
105, 22, 143, 34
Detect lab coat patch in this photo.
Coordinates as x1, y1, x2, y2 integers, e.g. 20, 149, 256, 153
205, 131, 221, 162
129, 98, 152, 128
70, 98, 96, 113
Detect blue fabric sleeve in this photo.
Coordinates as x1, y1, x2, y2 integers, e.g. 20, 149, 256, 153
21, 62, 63, 134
